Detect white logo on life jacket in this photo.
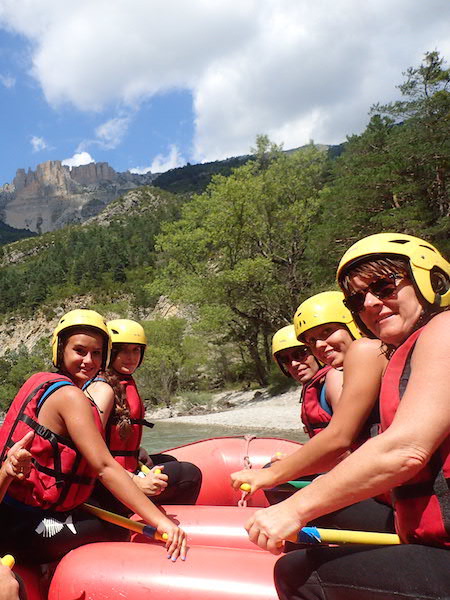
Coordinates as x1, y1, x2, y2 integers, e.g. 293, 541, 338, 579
35, 514, 77, 538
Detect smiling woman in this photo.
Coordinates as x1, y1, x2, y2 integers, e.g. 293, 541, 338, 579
0, 309, 187, 565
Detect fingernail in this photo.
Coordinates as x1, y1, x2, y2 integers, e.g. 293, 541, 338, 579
167, 554, 171, 559
171, 557, 177, 562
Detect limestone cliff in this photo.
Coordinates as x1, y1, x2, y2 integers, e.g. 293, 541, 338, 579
0, 160, 155, 234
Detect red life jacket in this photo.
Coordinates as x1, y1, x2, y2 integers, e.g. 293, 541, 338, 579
380, 326, 450, 546
301, 366, 381, 451
301, 366, 333, 438
105, 376, 154, 472
0, 372, 102, 512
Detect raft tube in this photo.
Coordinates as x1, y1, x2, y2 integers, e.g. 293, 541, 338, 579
162, 436, 302, 506
132, 504, 262, 551
48, 542, 279, 600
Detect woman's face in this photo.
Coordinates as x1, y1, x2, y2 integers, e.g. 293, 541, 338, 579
348, 274, 422, 346
62, 332, 104, 387
277, 347, 319, 384
112, 343, 142, 376
303, 323, 353, 368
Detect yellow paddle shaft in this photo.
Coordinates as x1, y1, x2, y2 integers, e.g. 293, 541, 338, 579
289, 526, 401, 546
82, 503, 168, 542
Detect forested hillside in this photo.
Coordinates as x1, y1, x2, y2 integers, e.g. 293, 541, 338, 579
0, 51, 448, 411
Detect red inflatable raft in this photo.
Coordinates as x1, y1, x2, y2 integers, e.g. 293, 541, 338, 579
163, 435, 302, 506
18, 436, 302, 599
48, 542, 280, 600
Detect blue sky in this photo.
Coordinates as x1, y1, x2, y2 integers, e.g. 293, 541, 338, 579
0, 0, 449, 186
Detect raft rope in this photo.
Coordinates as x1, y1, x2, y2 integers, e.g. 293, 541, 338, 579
238, 435, 256, 507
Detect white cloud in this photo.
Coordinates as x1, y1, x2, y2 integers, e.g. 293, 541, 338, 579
30, 135, 48, 152
0, 73, 15, 88
129, 144, 186, 174
62, 151, 95, 168
1, 0, 449, 161
94, 116, 131, 149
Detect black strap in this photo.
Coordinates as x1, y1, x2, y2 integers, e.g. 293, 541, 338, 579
35, 461, 95, 486
303, 422, 328, 436
21, 414, 77, 450
111, 449, 140, 457
392, 478, 450, 500
130, 418, 154, 428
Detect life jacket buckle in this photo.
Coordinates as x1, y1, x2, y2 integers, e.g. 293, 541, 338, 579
35, 424, 53, 441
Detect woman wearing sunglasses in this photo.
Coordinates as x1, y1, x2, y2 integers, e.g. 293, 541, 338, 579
232, 291, 394, 532
246, 233, 450, 600
267, 325, 339, 504
272, 324, 343, 438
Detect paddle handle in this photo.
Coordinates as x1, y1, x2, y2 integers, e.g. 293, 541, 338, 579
140, 463, 162, 475
82, 503, 168, 542
0, 555, 15, 568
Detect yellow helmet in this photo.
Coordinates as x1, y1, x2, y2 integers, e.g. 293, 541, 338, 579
294, 291, 361, 342
107, 319, 147, 367
272, 325, 307, 377
52, 309, 111, 369
337, 232, 450, 308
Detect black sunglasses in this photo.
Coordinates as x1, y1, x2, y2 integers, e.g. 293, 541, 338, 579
343, 274, 401, 314
279, 346, 311, 364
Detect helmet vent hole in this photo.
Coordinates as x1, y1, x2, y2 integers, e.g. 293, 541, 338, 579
419, 244, 437, 254
430, 267, 450, 296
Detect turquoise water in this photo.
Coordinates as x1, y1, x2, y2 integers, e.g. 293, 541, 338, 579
142, 421, 307, 453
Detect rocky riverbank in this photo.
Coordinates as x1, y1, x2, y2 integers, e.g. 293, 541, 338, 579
149, 387, 302, 431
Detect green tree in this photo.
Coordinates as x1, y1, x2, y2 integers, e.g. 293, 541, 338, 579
150, 142, 328, 385
308, 50, 450, 283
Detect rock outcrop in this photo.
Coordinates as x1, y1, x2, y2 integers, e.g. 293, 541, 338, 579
0, 160, 155, 234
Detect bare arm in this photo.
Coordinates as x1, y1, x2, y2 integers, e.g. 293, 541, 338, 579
324, 367, 343, 411
231, 338, 386, 492
246, 313, 450, 552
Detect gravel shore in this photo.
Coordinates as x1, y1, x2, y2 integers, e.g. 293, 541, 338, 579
155, 388, 302, 431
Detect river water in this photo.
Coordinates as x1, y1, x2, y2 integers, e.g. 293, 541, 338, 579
142, 421, 307, 453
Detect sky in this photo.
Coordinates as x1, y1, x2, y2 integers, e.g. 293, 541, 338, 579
0, 0, 449, 186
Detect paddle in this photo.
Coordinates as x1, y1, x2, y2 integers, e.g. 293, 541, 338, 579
239, 484, 400, 546
83, 502, 400, 547
82, 503, 168, 542
0, 555, 15, 568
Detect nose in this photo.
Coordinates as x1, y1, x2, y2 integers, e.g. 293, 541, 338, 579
82, 352, 95, 366
363, 290, 383, 310
315, 338, 327, 351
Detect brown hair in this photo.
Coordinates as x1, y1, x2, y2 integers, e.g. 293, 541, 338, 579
339, 257, 409, 295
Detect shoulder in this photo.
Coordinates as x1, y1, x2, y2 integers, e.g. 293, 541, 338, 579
325, 368, 343, 385
346, 337, 387, 365
51, 383, 87, 405
85, 380, 115, 401
413, 311, 450, 353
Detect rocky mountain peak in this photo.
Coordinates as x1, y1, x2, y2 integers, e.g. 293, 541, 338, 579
0, 160, 155, 234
